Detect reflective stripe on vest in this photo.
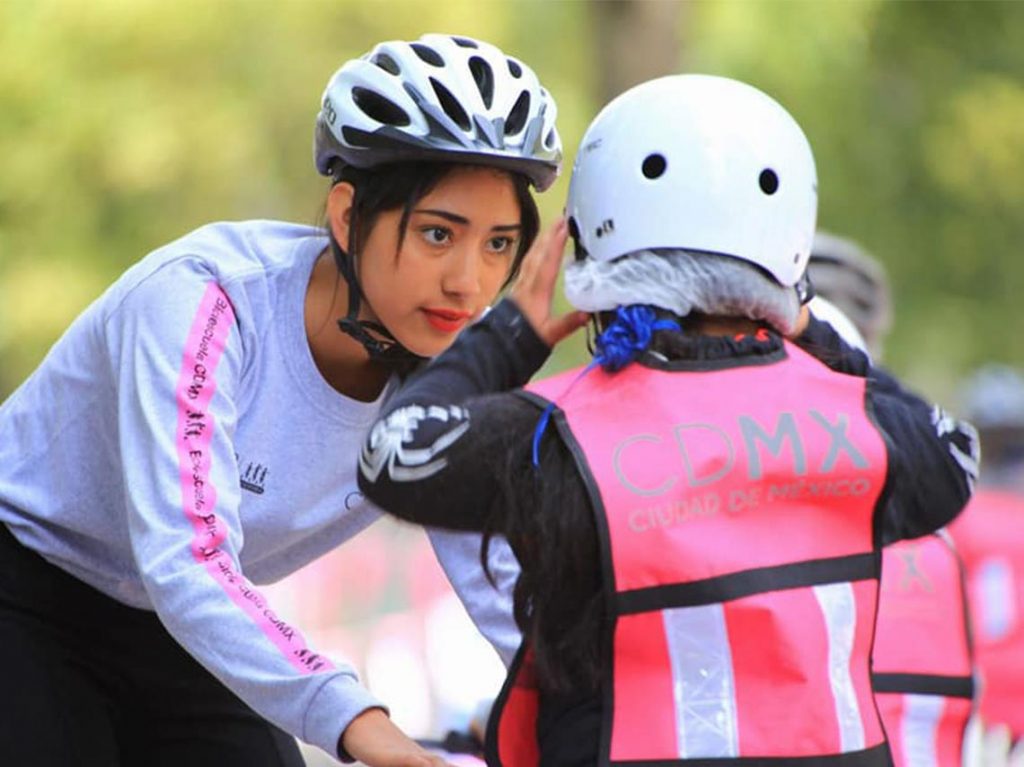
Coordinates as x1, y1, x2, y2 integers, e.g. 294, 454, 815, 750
949, 490, 1024, 737
872, 533, 975, 767
494, 341, 890, 767
874, 695, 972, 767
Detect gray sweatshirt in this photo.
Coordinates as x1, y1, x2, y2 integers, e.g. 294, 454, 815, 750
0, 219, 520, 759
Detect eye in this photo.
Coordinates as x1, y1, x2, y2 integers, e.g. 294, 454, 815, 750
486, 235, 516, 254
420, 226, 452, 246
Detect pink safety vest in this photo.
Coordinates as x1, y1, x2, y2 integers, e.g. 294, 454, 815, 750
872, 532, 975, 767
949, 490, 1024, 736
491, 341, 891, 767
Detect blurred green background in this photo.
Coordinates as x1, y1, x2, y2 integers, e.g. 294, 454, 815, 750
1, 0, 1022, 405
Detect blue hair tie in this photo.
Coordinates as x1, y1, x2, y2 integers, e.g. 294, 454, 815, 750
593, 305, 681, 372
531, 306, 679, 466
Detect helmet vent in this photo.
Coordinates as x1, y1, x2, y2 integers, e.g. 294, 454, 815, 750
452, 36, 479, 49
371, 53, 401, 76
505, 90, 531, 135
429, 78, 471, 130
411, 43, 444, 67
507, 58, 523, 78
641, 154, 667, 179
544, 129, 558, 149
759, 169, 779, 195
342, 125, 390, 149
352, 87, 411, 127
468, 56, 495, 109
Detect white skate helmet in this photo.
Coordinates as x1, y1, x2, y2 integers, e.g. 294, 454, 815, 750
566, 74, 817, 288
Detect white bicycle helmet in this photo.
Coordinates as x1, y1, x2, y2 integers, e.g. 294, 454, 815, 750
315, 33, 562, 190
566, 74, 817, 289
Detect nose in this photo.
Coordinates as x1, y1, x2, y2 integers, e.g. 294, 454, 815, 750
442, 245, 482, 298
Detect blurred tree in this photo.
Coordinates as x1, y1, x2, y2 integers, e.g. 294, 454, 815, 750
0, 0, 592, 396
591, 0, 684, 102
1, 0, 1021, 403
683, 0, 1024, 401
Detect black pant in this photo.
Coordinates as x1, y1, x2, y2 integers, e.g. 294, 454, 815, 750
0, 522, 306, 767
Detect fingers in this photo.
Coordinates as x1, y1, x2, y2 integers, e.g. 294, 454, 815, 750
513, 217, 567, 302
408, 755, 455, 767
536, 217, 569, 295
546, 309, 590, 346
507, 217, 587, 348
787, 304, 811, 339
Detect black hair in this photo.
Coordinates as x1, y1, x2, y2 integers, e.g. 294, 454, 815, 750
479, 394, 606, 696
329, 160, 540, 289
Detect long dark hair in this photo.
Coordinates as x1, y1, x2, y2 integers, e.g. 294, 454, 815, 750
480, 393, 606, 695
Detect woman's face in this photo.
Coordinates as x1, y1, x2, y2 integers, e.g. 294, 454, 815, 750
332, 166, 525, 358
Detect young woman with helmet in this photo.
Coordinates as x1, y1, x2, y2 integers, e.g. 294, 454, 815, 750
0, 33, 560, 767
358, 74, 979, 766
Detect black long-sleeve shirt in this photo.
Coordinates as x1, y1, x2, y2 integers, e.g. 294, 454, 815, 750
360, 300, 975, 539
358, 299, 978, 765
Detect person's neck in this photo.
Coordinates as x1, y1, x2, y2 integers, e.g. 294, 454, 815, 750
686, 314, 764, 337
304, 250, 391, 402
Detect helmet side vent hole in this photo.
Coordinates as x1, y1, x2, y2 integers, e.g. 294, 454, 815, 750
505, 91, 531, 135
352, 87, 411, 127
371, 53, 401, 76
544, 129, 558, 149
468, 56, 495, 109
759, 169, 779, 195
429, 78, 471, 130
452, 36, 479, 49
341, 125, 379, 149
507, 58, 523, 78
642, 154, 667, 179
411, 43, 444, 67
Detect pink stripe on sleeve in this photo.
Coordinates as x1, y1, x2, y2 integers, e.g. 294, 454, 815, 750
175, 282, 334, 675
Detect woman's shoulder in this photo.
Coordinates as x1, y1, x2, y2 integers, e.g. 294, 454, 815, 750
135, 219, 323, 284
100, 219, 323, 315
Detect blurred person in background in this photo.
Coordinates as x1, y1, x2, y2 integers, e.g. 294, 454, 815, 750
809, 233, 977, 767
807, 232, 892, 361
0, 33, 561, 767
950, 365, 1024, 743
358, 74, 979, 767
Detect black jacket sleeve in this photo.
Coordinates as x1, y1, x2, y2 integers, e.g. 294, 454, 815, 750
795, 314, 979, 545
358, 299, 549, 531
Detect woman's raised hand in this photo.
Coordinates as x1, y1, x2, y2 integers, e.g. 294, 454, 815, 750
509, 217, 589, 348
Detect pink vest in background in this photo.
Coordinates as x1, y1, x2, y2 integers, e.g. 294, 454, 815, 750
873, 532, 975, 767
950, 490, 1024, 736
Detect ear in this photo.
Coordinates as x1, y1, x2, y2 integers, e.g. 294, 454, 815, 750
326, 182, 355, 250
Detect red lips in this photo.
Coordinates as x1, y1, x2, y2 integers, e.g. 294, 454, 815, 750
422, 308, 472, 333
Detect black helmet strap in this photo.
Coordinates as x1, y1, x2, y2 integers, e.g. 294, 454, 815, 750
328, 233, 425, 367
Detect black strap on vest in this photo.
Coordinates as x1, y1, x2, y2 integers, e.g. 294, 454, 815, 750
616, 552, 878, 615
871, 672, 975, 699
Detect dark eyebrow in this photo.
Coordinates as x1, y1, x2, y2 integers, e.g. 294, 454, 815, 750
415, 209, 469, 225
414, 208, 521, 233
